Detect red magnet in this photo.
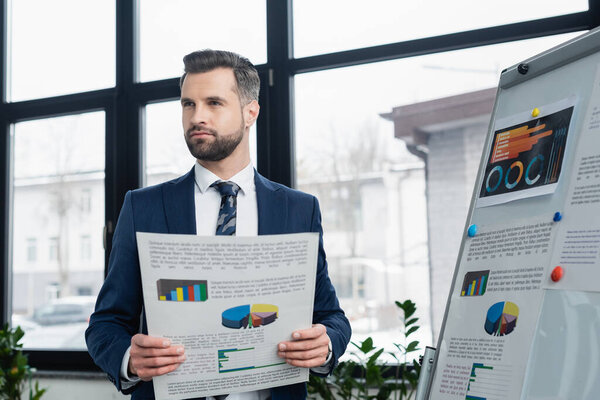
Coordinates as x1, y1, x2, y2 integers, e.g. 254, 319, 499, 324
551, 266, 564, 282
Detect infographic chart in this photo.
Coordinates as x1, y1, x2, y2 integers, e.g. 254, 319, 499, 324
218, 347, 285, 373
465, 362, 512, 400
221, 304, 279, 329
479, 107, 574, 199
461, 270, 490, 297
156, 279, 208, 302
484, 301, 519, 336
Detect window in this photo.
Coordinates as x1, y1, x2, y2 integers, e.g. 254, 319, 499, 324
80, 189, 92, 213
7, 0, 115, 101
80, 235, 91, 261
48, 237, 58, 262
25, 238, 36, 263
295, 32, 581, 353
138, 0, 267, 82
293, 0, 588, 57
11, 112, 105, 350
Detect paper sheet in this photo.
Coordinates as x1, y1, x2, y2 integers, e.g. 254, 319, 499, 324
544, 64, 600, 292
477, 96, 577, 208
429, 217, 556, 400
136, 232, 318, 400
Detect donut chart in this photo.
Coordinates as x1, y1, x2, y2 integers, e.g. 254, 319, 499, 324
222, 304, 278, 329
479, 106, 574, 200
484, 301, 519, 336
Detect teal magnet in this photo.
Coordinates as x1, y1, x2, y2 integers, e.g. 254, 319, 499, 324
468, 224, 477, 237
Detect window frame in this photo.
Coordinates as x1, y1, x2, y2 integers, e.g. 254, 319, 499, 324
0, 0, 598, 372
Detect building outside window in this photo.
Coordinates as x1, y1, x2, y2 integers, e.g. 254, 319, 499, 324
25, 238, 36, 263
48, 237, 58, 261
80, 188, 92, 213
11, 112, 106, 349
80, 235, 91, 262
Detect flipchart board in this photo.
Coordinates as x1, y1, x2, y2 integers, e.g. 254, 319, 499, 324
426, 27, 600, 400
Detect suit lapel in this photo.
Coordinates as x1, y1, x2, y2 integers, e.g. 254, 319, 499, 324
162, 167, 197, 234
255, 171, 287, 235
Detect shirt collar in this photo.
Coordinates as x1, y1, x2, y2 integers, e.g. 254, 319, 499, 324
194, 162, 255, 195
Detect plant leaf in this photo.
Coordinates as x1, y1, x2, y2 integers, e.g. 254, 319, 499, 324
367, 348, 384, 366
406, 325, 419, 336
359, 337, 375, 354
406, 340, 420, 353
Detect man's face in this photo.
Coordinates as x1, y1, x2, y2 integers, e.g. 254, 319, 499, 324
181, 68, 250, 162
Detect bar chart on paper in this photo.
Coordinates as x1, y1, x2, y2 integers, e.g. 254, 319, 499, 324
465, 362, 512, 400
156, 279, 208, 302
218, 347, 285, 373
461, 270, 490, 297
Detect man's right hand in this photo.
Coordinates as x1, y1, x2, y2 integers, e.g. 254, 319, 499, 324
128, 334, 185, 381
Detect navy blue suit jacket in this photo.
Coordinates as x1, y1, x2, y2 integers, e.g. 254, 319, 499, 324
85, 168, 351, 400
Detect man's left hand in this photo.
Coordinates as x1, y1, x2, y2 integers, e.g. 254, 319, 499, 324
277, 323, 330, 367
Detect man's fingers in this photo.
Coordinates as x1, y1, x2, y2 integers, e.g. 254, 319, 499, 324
279, 334, 329, 352
284, 357, 327, 368
130, 354, 186, 380
290, 324, 326, 340
131, 355, 186, 369
130, 345, 184, 358
132, 333, 171, 349
129, 334, 186, 380
278, 346, 328, 361
135, 363, 183, 381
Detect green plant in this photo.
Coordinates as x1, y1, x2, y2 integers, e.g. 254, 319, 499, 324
390, 300, 422, 400
0, 324, 46, 400
308, 299, 421, 400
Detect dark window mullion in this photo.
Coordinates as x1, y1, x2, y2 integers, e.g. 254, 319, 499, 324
590, 0, 600, 23
107, 0, 141, 265
291, 11, 596, 74
263, 0, 294, 188
0, 0, 9, 326
3, 90, 113, 122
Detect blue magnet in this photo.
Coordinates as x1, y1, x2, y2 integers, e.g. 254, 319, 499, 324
553, 212, 562, 222
468, 224, 477, 237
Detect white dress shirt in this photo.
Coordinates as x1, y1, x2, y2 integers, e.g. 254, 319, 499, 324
120, 162, 330, 398
193, 162, 257, 237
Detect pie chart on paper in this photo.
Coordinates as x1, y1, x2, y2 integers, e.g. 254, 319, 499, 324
484, 301, 519, 336
221, 304, 278, 329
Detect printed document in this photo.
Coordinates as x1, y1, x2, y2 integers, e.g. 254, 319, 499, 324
136, 232, 319, 400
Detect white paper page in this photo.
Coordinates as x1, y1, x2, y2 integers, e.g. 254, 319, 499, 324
545, 64, 600, 292
477, 97, 577, 208
136, 232, 319, 400
429, 217, 556, 400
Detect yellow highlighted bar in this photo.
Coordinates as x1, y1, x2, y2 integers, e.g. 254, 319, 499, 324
176, 287, 184, 301
159, 295, 166, 301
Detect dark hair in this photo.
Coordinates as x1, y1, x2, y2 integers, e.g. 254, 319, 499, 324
180, 49, 260, 104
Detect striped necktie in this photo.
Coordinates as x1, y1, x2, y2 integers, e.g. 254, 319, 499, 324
209, 181, 239, 400
211, 181, 240, 236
